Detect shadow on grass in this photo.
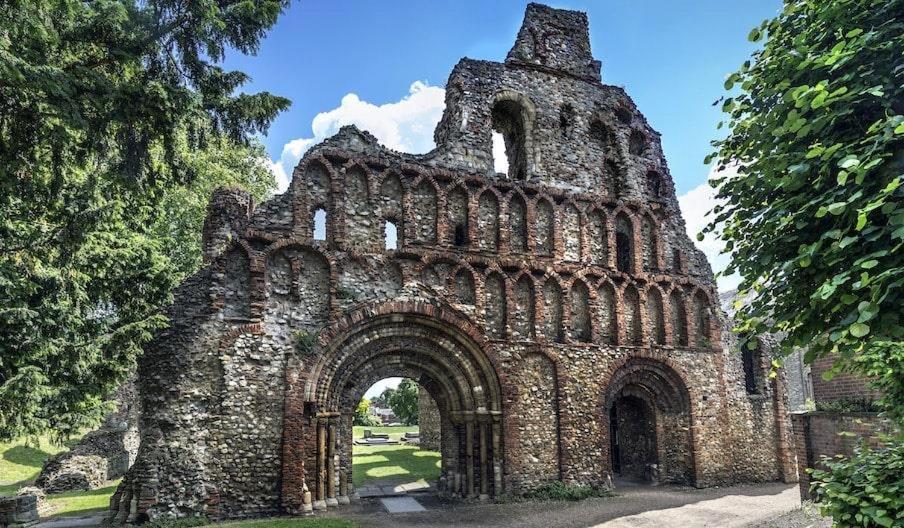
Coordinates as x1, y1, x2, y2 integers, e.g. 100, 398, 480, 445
352, 446, 440, 487
3, 445, 52, 468
46, 482, 119, 518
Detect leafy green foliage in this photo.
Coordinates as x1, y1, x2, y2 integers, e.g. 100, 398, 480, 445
386, 378, 420, 426
853, 342, 904, 424
0, 0, 288, 441
810, 442, 904, 527
706, 0, 904, 417
353, 398, 382, 427
814, 397, 883, 414
294, 331, 319, 357
143, 517, 209, 528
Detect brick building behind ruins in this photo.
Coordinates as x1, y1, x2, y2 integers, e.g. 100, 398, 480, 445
110, 4, 796, 523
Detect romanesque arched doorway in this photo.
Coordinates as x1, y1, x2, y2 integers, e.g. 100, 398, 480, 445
281, 303, 504, 513
604, 358, 695, 485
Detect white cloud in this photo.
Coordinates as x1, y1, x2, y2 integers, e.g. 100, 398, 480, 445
677, 164, 740, 292
268, 81, 446, 191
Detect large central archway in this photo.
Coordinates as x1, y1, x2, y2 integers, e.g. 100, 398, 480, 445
281, 302, 505, 513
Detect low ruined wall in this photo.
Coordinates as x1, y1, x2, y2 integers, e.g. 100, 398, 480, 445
791, 411, 893, 499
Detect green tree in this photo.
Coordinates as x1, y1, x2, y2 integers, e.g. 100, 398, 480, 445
706, 0, 903, 418
387, 378, 419, 426
353, 397, 381, 427
0, 0, 290, 441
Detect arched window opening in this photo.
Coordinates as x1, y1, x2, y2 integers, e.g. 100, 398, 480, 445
491, 99, 530, 180
509, 195, 528, 253
537, 199, 555, 256
671, 248, 682, 273
648, 289, 666, 345
669, 290, 689, 346
448, 187, 469, 247
615, 106, 633, 125
559, 103, 575, 138
384, 220, 398, 250
648, 171, 663, 198
629, 130, 646, 156
313, 208, 327, 241
615, 214, 634, 273
741, 335, 765, 395
570, 281, 592, 343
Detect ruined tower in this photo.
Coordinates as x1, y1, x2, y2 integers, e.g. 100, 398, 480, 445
110, 4, 795, 523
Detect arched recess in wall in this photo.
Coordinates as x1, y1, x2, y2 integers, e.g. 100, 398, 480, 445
512, 275, 535, 340
344, 166, 371, 247
623, 284, 642, 345
412, 180, 438, 243
448, 186, 469, 247
605, 159, 623, 198
598, 282, 617, 345
647, 170, 663, 199
647, 288, 666, 345
615, 213, 635, 274
587, 209, 609, 266
477, 191, 500, 252
669, 289, 689, 346
563, 204, 581, 262
693, 292, 713, 348
491, 92, 535, 180
570, 280, 592, 343
306, 161, 332, 241
591, 122, 618, 197
542, 278, 564, 343
641, 215, 659, 272
516, 353, 560, 485
454, 268, 476, 305
484, 272, 507, 339
604, 358, 695, 484
509, 194, 528, 253
536, 199, 555, 256
629, 130, 647, 156
223, 248, 251, 318
265, 250, 293, 319
293, 247, 331, 324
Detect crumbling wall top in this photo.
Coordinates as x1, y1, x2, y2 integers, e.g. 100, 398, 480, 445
506, 3, 601, 82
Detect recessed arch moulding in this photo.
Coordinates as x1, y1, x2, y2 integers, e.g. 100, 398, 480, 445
109, 4, 797, 524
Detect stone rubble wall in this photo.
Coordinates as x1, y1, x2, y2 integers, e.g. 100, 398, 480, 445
110, 4, 794, 523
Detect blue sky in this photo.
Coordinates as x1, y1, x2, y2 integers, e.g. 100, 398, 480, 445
224, 1, 782, 396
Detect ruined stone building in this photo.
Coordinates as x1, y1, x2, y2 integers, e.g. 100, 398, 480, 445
110, 4, 796, 523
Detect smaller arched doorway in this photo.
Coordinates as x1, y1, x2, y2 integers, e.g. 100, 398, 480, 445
604, 358, 695, 485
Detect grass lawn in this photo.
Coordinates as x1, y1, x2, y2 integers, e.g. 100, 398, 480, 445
351, 425, 440, 487
0, 436, 75, 495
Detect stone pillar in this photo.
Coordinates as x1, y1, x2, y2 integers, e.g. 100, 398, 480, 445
492, 419, 503, 496
465, 420, 475, 498
314, 421, 327, 511
326, 421, 338, 507
479, 421, 489, 500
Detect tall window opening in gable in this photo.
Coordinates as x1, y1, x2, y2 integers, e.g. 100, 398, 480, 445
384, 220, 398, 250
491, 99, 530, 180
647, 171, 663, 198
313, 208, 327, 241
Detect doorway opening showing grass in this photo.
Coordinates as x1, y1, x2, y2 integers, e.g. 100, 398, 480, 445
352, 378, 441, 492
